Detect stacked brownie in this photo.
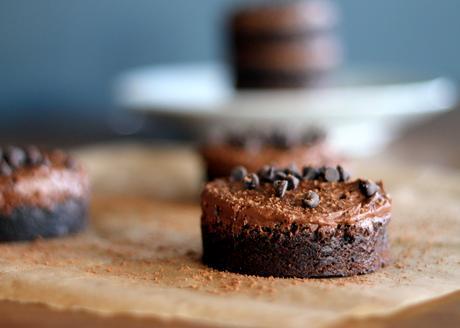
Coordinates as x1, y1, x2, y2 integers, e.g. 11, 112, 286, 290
230, 0, 341, 88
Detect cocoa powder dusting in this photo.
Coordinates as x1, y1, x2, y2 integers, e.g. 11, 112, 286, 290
0, 186, 457, 315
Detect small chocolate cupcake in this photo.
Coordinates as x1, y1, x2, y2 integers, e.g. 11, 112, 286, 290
201, 165, 391, 278
199, 130, 339, 181
0, 146, 89, 242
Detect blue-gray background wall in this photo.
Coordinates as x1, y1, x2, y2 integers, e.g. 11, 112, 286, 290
0, 0, 459, 119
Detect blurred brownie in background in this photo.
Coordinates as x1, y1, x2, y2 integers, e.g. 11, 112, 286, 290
229, 0, 342, 89
0, 146, 89, 241
199, 130, 340, 180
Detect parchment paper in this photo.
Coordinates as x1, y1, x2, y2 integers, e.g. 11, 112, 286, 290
0, 143, 458, 327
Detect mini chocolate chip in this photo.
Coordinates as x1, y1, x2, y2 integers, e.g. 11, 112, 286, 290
270, 132, 292, 149
286, 174, 300, 190
65, 156, 77, 169
42, 156, 51, 166
26, 146, 43, 166
302, 191, 320, 208
285, 163, 302, 179
302, 130, 324, 145
359, 180, 379, 197
302, 166, 320, 180
275, 171, 287, 180
230, 166, 247, 182
274, 180, 288, 198
323, 167, 340, 182
0, 162, 12, 176
243, 138, 262, 153
337, 165, 350, 182
257, 165, 275, 183
243, 173, 259, 190
227, 134, 246, 148
5, 146, 26, 169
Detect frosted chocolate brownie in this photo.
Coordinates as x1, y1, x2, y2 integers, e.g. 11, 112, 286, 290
0, 146, 89, 241
199, 131, 339, 180
201, 165, 391, 278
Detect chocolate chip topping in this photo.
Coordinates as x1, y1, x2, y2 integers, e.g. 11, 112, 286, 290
0, 146, 77, 177
270, 131, 293, 149
243, 173, 260, 190
302, 166, 320, 180
5, 146, 26, 169
26, 146, 43, 166
302, 191, 320, 208
210, 129, 324, 151
230, 166, 247, 182
257, 165, 275, 183
211, 165, 390, 227
270, 130, 324, 149
284, 163, 302, 179
227, 165, 357, 202
0, 162, 12, 176
64, 157, 77, 169
274, 180, 288, 198
286, 174, 300, 190
337, 165, 350, 182
275, 171, 288, 181
359, 180, 379, 198
322, 166, 339, 182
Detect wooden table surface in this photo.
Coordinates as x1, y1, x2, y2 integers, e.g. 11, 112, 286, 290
1, 290, 459, 328
385, 106, 460, 168
0, 107, 459, 327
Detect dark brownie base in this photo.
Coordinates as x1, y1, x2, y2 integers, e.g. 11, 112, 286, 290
0, 198, 88, 242
202, 219, 389, 278
234, 69, 329, 89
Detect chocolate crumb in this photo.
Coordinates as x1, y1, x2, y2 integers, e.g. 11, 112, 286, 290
302, 191, 320, 208
230, 166, 247, 182
243, 173, 259, 190
274, 180, 288, 198
359, 180, 379, 197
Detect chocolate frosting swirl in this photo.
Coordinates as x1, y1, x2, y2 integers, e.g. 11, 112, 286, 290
202, 177, 391, 232
0, 149, 89, 214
